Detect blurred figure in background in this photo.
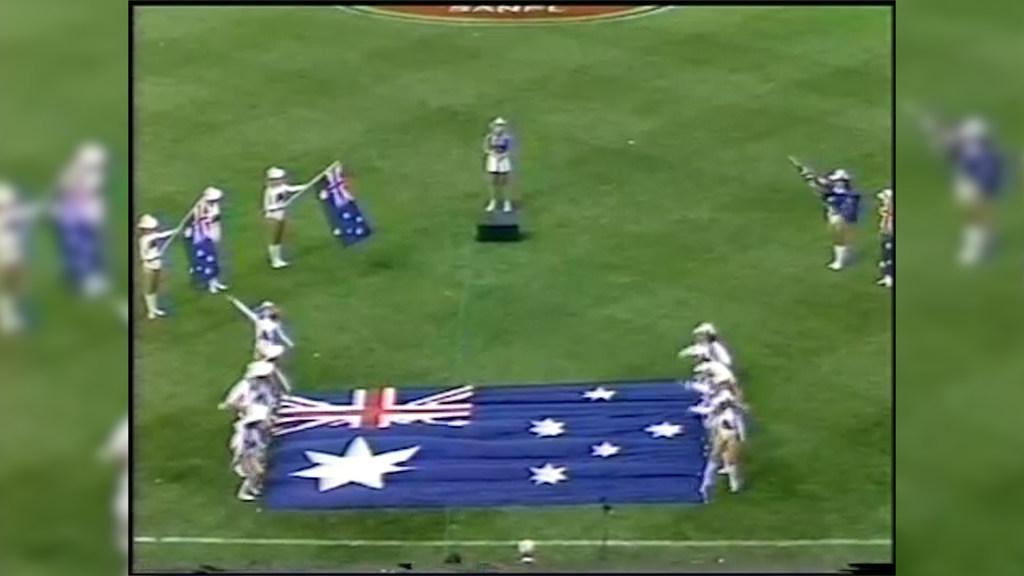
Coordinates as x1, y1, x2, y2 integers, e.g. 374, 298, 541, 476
914, 112, 1006, 265
0, 181, 42, 334
876, 187, 894, 288
53, 141, 111, 298
100, 416, 129, 568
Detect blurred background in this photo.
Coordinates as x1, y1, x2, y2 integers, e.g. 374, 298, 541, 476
1, 0, 127, 575
897, 0, 1023, 575
1, 0, 1021, 574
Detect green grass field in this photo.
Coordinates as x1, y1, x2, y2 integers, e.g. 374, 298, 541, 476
134, 6, 892, 572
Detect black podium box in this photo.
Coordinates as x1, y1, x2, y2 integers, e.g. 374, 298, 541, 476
476, 209, 522, 242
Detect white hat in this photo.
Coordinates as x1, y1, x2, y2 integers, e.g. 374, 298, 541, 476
694, 361, 715, 375
876, 187, 893, 201
959, 116, 989, 140
491, 116, 507, 126
245, 360, 275, 379
828, 169, 850, 182
257, 342, 286, 360
693, 322, 717, 336
266, 167, 286, 180
203, 186, 224, 202
241, 403, 270, 425
75, 141, 108, 168
137, 214, 159, 229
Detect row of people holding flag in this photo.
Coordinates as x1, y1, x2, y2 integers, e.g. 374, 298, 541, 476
137, 161, 373, 319
678, 322, 747, 499
216, 295, 296, 500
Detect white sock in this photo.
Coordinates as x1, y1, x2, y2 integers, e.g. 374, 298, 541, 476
0, 294, 20, 331
701, 459, 718, 491
834, 245, 848, 265
728, 467, 741, 492
144, 293, 158, 315
964, 225, 988, 258
268, 245, 282, 262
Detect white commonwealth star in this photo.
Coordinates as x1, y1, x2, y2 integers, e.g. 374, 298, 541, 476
333, 228, 342, 236
645, 421, 683, 438
290, 436, 420, 492
591, 441, 621, 458
582, 386, 616, 401
529, 418, 566, 437
530, 463, 568, 485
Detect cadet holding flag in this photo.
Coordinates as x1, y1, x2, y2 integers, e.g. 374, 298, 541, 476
136, 214, 176, 319
789, 157, 862, 270
196, 186, 229, 292
263, 166, 308, 269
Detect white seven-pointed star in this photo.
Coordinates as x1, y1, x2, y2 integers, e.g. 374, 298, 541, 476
582, 386, 616, 401
290, 436, 420, 492
530, 463, 569, 485
645, 421, 684, 438
529, 418, 566, 437
591, 441, 621, 458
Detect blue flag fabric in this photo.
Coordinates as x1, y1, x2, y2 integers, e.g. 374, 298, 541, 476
182, 214, 219, 286
53, 214, 105, 292
265, 379, 708, 509
316, 163, 372, 247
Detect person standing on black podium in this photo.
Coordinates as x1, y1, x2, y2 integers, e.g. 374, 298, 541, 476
482, 117, 514, 213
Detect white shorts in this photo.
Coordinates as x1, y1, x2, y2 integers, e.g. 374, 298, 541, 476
142, 259, 162, 271
486, 155, 511, 174
265, 210, 286, 222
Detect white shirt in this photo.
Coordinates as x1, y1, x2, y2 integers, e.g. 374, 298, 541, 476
263, 183, 304, 213
222, 379, 255, 412
138, 230, 173, 263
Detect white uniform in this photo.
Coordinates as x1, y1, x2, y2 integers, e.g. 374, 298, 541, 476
138, 230, 173, 271
0, 204, 37, 268
263, 183, 304, 221
222, 379, 257, 413
485, 132, 513, 174
197, 201, 222, 243
680, 341, 734, 367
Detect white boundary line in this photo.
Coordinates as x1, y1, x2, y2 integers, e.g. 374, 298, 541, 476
136, 536, 890, 548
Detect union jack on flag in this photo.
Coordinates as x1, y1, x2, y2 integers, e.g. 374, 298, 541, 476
273, 385, 474, 436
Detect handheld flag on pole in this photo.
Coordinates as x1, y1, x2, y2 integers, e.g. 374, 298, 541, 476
181, 211, 220, 288
315, 162, 373, 247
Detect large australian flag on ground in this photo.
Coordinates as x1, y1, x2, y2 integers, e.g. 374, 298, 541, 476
181, 213, 219, 287
316, 162, 372, 247
265, 379, 708, 509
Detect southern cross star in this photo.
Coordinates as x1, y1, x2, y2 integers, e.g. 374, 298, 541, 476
582, 386, 616, 401
645, 421, 683, 438
290, 436, 420, 492
529, 418, 566, 437
530, 463, 568, 485
591, 441, 621, 458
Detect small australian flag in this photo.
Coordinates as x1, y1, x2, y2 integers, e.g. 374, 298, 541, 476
316, 163, 372, 247
182, 213, 219, 287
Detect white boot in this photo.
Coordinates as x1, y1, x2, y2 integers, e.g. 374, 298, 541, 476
268, 245, 289, 269
485, 199, 497, 212
144, 294, 165, 319
828, 245, 848, 270
877, 275, 893, 288
502, 199, 513, 213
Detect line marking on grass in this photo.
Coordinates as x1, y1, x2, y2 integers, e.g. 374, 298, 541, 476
135, 536, 891, 548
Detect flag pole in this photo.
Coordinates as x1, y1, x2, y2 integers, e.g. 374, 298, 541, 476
156, 192, 205, 256
282, 160, 341, 209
